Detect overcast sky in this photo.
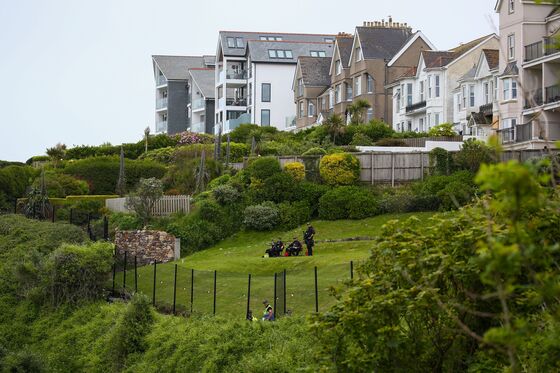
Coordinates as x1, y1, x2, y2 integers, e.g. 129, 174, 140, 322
0, 0, 499, 162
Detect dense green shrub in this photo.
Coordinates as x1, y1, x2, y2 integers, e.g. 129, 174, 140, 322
246, 157, 282, 180
298, 182, 330, 217
243, 201, 280, 231
318, 186, 378, 220
454, 139, 496, 173
1, 349, 45, 372
429, 147, 455, 175
413, 171, 476, 211
43, 242, 114, 306
138, 146, 175, 163
0, 165, 37, 211
167, 215, 222, 254
212, 184, 241, 205
163, 155, 222, 195
208, 174, 231, 190
301, 147, 327, 156
284, 162, 305, 182
340, 121, 395, 145
319, 153, 360, 186
63, 156, 166, 194
250, 173, 300, 204
32, 171, 89, 198
350, 132, 374, 146
428, 122, 456, 137
375, 138, 407, 147
278, 201, 311, 230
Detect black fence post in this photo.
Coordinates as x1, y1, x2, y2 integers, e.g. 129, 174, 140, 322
152, 261, 157, 307
213, 270, 217, 315
13, 199, 17, 214
123, 251, 127, 291
103, 216, 109, 241
112, 246, 117, 296
134, 256, 138, 293
173, 264, 178, 315
350, 261, 354, 280
273, 273, 277, 318
51, 205, 55, 223
190, 269, 194, 315
87, 213, 92, 239
69, 208, 73, 224
314, 266, 319, 313
246, 274, 251, 319
283, 269, 287, 316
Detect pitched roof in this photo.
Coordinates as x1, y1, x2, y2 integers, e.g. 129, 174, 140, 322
422, 51, 456, 68
336, 36, 354, 67
500, 61, 519, 77
355, 26, 413, 60
247, 40, 334, 63
482, 49, 499, 70
449, 34, 493, 56
458, 65, 477, 81
189, 68, 215, 99
395, 66, 417, 80
152, 55, 206, 80
218, 31, 336, 57
298, 56, 331, 87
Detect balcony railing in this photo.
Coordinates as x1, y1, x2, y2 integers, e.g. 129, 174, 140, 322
498, 128, 515, 144
544, 37, 560, 56
156, 75, 167, 86
479, 103, 493, 116
224, 113, 251, 132
546, 85, 560, 104
405, 101, 427, 113
226, 69, 248, 80
285, 116, 296, 129
156, 97, 168, 109
525, 41, 543, 62
524, 90, 544, 109
226, 98, 247, 107
516, 123, 532, 143
156, 121, 168, 133
192, 98, 205, 110
190, 121, 206, 133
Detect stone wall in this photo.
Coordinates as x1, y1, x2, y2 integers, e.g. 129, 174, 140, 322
115, 230, 180, 265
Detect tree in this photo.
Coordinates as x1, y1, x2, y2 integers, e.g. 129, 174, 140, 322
125, 178, 163, 226
323, 114, 346, 145
24, 168, 51, 220
45, 143, 67, 167
347, 99, 371, 124
428, 123, 456, 137
116, 147, 126, 196
144, 126, 150, 154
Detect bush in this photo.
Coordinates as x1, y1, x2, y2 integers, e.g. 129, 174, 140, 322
278, 201, 311, 230
413, 171, 476, 211
318, 186, 378, 220
167, 215, 223, 254
302, 147, 327, 156
63, 156, 166, 195
246, 157, 282, 180
350, 132, 374, 146
284, 162, 305, 182
208, 174, 231, 190
454, 139, 496, 173
42, 242, 114, 306
298, 182, 330, 217
375, 138, 407, 147
125, 178, 163, 226
212, 184, 241, 205
243, 202, 280, 231
430, 147, 455, 175
319, 153, 360, 186
138, 146, 175, 163
0, 165, 37, 211
428, 122, 456, 137
250, 172, 300, 204
32, 171, 89, 198
163, 154, 222, 195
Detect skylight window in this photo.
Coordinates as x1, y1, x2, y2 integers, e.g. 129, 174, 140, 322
310, 51, 327, 57
268, 50, 293, 59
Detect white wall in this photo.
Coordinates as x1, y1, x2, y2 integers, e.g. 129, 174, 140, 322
253, 63, 298, 130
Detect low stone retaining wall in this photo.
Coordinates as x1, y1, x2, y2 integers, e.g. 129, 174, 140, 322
114, 229, 180, 265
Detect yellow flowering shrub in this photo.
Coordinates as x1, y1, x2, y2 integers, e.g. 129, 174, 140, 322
319, 153, 360, 186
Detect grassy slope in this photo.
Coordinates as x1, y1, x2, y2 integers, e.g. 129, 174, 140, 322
126, 212, 435, 317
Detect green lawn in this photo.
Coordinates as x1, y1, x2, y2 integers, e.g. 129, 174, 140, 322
117, 212, 435, 318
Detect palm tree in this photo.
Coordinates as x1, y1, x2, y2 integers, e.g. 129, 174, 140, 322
323, 114, 346, 145
347, 99, 372, 125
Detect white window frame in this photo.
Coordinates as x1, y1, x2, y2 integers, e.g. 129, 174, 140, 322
367, 74, 374, 93
428, 76, 432, 98
355, 46, 363, 62
502, 78, 517, 101
469, 84, 475, 107
335, 60, 341, 75
420, 81, 425, 102
308, 101, 315, 117
355, 76, 362, 96
509, 0, 515, 13
507, 34, 515, 60
435, 75, 440, 98
407, 83, 413, 107
335, 85, 341, 104
346, 82, 353, 101
462, 85, 467, 109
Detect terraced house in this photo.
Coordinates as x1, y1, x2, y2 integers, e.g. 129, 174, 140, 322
152, 55, 215, 135
495, 0, 560, 149
214, 31, 336, 133
292, 19, 434, 130
390, 34, 500, 133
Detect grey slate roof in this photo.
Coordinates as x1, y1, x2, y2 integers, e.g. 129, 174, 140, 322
189, 68, 215, 99
500, 62, 519, 77
247, 40, 334, 63
218, 31, 336, 57
203, 55, 216, 66
152, 55, 206, 80
337, 37, 354, 67
355, 26, 413, 60
459, 65, 477, 81
299, 56, 332, 87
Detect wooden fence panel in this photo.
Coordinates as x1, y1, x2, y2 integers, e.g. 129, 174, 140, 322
106, 195, 191, 216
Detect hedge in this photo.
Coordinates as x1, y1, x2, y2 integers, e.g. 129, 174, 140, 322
284, 162, 305, 182
318, 186, 379, 220
319, 153, 360, 186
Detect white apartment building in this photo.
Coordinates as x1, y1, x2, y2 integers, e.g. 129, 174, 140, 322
453, 49, 500, 140
214, 31, 335, 133
391, 34, 500, 133
495, 0, 560, 149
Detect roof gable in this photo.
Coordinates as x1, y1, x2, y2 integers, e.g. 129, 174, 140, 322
387, 31, 436, 67
354, 26, 413, 60
152, 55, 205, 80
189, 68, 215, 99
299, 56, 331, 87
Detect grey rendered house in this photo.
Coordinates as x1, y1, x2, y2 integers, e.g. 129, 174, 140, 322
152, 55, 215, 134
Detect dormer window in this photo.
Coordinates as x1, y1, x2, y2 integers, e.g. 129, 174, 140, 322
227, 37, 244, 48
310, 51, 327, 57
508, 0, 515, 13
268, 50, 293, 59
324, 38, 334, 43
260, 36, 283, 41
335, 60, 341, 75
355, 47, 363, 62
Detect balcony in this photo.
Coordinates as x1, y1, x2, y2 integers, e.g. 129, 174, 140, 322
525, 41, 543, 62
479, 103, 493, 116
544, 37, 560, 56
224, 113, 251, 132
190, 121, 206, 133
192, 98, 205, 111
405, 101, 427, 113
156, 75, 167, 86
524, 90, 544, 109
516, 123, 532, 143
226, 98, 247, 107
156, 97, 168, 110
285, 116, 296, 129
546, 85, 560, 104
226, 69, 248, 80
156, 121, 167, 133
498, 127, 515, 144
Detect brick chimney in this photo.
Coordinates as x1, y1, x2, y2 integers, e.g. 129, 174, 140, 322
362, 17, 412, 31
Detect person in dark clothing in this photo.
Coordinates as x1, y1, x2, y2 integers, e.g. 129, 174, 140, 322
304, 223, 316, 256
274, 238, 284, 257
264, 240, 277, 257
262, 300, 274, 321
286, 237, 303, 256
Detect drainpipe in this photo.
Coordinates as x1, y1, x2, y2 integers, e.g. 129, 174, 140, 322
384, 59, 389, 123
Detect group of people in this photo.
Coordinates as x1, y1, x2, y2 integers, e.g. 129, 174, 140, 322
246, 299, 275, 322
263, 224, 316, 258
